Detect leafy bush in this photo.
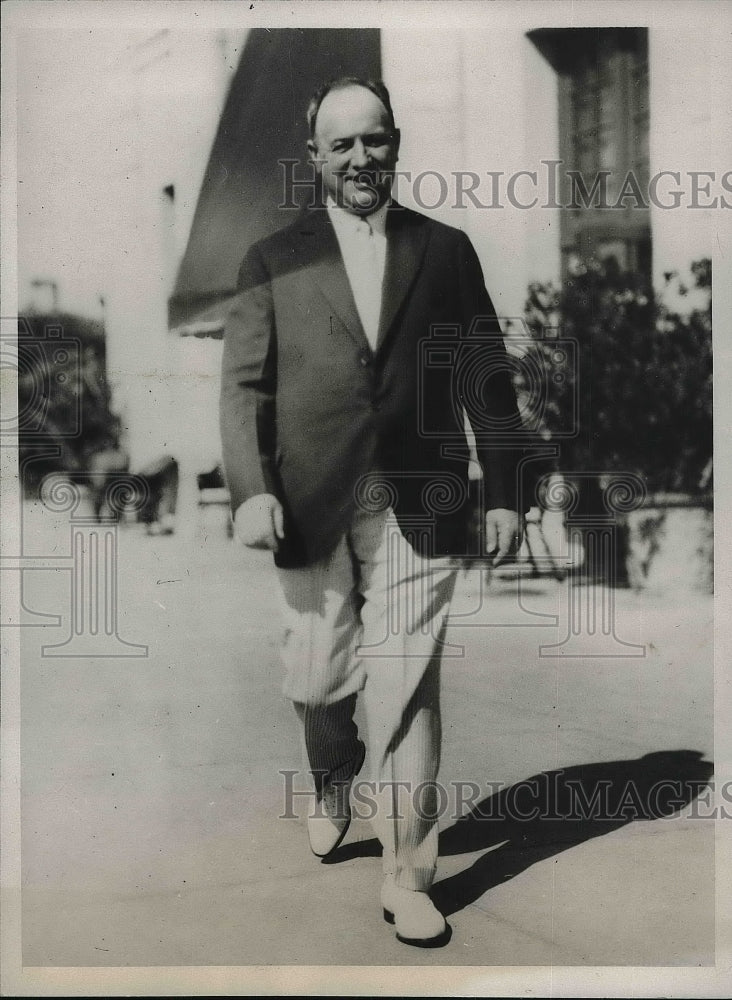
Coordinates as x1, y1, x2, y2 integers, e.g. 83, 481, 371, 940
18, 311, 122, 497
520, 258, 712, 496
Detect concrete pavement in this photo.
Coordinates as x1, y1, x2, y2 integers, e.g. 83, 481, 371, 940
16, 501, 715, 969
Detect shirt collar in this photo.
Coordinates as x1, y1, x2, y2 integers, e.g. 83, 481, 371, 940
326, 196, 390, 237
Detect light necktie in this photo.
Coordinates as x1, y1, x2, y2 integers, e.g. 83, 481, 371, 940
353, 216, 382, 350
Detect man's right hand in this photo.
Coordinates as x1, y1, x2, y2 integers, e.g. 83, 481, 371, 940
233, 494, 285, 550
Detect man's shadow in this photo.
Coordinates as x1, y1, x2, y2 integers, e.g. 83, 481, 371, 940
326, 749, 713, 918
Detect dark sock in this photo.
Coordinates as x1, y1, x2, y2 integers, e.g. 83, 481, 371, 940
297, 695, 361, 795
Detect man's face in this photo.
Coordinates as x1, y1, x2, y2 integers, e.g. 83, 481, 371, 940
308, 85, 400, 215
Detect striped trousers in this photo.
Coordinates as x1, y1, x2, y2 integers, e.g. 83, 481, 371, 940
276, 506, 458, 891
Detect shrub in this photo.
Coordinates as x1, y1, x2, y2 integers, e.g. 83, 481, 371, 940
18, 311, 121, 497
520, 258, 712, 496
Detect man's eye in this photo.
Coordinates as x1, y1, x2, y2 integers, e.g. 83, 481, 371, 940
331, 142, 351, 154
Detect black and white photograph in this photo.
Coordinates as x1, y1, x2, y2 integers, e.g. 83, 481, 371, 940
1, 0, 730, 996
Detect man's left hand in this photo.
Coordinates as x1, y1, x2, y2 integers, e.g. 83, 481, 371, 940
485, 508, 524, 567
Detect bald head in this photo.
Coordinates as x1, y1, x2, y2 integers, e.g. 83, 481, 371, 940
306, 81, 400, 215
306, 77, 395, 138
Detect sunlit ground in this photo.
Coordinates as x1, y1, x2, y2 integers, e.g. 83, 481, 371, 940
13, 497, 714, 967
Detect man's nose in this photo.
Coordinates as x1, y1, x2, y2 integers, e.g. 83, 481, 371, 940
350, 137, 369, 168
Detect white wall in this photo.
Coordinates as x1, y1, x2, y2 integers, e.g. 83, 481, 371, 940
382, 23, 560, 325
461, 25, 560, 321
648, 20, 715, 287
102, 29, 245, 471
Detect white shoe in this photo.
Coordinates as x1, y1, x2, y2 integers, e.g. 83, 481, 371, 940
307, 808, 349, 858
381, 875, 450, 947
307, 740, 365, 858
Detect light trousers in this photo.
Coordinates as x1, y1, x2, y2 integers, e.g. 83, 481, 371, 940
276, 507, 458, 891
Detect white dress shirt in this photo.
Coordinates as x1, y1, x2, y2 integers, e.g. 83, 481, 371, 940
326, 197, 388, 351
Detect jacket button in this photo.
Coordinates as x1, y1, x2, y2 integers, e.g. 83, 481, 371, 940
359, 354, 370, 367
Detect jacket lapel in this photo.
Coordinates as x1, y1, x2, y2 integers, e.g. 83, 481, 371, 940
376, 204, 431, 352
293, 203, 431, 356
294, 208, 370, 353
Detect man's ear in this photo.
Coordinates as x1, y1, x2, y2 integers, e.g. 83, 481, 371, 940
307, 139, 319, 165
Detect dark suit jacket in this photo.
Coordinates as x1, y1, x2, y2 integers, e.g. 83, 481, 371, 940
220, 203, 525, 568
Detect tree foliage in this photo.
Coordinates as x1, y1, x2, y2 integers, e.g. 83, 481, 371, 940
521, 258, 712, 495
18, 311, 121, 496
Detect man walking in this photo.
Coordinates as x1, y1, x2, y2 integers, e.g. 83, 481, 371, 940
220, 77, 524, 946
